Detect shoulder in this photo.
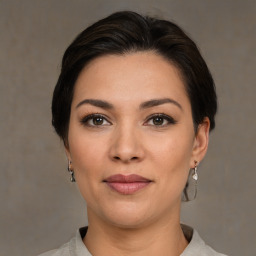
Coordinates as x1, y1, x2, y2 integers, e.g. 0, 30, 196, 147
37, 240, 71, 256
37, 228, 91, 256
38, 226, 228, 256
181, 224, 228, 256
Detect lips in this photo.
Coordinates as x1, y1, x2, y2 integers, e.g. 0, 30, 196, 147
103, 174, 152, 195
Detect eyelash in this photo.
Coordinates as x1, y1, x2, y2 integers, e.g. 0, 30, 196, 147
144, 113, 177, 127
80, 113, 177, 127
80, 114, 111, 127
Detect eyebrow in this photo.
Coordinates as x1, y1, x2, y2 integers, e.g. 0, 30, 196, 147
76, 99, 114, 109
76, 98, 182, 110
139, 98, 183, 110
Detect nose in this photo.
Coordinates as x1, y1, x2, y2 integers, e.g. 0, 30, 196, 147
109, 125, 145, 163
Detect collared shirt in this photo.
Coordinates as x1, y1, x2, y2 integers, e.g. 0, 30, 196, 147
38, 225, 227, 256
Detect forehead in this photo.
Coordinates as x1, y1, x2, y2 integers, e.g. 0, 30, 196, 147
73, 51, 190, 109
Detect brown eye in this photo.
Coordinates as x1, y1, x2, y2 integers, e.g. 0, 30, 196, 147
152, 116, 164, 125
93, 116, 104, 125
80, 114, 111, 127
145, 114, 177, 127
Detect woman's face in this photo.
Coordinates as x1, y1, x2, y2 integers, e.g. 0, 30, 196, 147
66, 52, 209, 228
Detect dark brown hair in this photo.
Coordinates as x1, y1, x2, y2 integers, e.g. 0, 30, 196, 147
52, 11, 217, 144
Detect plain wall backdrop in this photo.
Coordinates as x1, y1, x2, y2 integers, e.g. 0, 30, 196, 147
1, 0, 255, 255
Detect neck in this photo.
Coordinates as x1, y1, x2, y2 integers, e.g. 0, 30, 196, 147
83, 207, 188, 256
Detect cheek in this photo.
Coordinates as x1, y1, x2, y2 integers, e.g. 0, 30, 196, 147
148, 132, 193, 169
67, 132, 108, 206
146, 131, 193, 191
68, 115, 107, 158
67, 124, 109, 196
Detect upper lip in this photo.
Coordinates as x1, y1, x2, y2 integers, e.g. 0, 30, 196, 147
104, 174, 152, 183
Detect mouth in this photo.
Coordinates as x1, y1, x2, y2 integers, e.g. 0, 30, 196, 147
103, 174, 152, 195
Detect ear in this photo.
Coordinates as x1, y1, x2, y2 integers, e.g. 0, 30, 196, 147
190, 117, 210, 167
64, 140, 72, 162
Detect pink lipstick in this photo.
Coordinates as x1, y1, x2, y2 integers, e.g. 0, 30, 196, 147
104, 174, 152, 195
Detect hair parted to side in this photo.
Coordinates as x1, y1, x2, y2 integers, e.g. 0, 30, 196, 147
52, 11, 217, 145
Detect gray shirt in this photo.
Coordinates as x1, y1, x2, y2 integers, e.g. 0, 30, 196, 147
38, 225, 227, 256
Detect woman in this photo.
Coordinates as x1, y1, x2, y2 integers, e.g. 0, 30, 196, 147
40, 11, 227, 256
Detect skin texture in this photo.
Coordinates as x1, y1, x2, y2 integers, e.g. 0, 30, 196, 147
66, 51, 210, 256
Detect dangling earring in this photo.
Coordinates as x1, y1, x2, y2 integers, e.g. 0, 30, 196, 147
192, 160, 198, 181
182, 160, 199, 201
67, 160, 76, 182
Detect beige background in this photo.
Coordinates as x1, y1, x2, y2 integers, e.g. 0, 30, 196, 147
1, 0, 255, 255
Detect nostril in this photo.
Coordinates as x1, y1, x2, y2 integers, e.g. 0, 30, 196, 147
112, 156, 139, 161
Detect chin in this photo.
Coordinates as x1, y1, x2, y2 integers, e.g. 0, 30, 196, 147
106, 213, 152, 229
93, 199, 155, 229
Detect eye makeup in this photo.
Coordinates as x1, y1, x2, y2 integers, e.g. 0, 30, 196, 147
79, 112, 177, 129
80, 113, 111, 127
144, 113, 177, 127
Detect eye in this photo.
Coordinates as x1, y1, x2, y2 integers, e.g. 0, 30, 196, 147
145, 114, 176, 127
80, 114, 111, 127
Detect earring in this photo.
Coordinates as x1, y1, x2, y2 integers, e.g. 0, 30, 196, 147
182, 160, 198, 201
67, 160, 76, 182
192, 161, 198, 181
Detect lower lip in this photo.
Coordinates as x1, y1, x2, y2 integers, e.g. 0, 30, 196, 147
106, 182, 151, 195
